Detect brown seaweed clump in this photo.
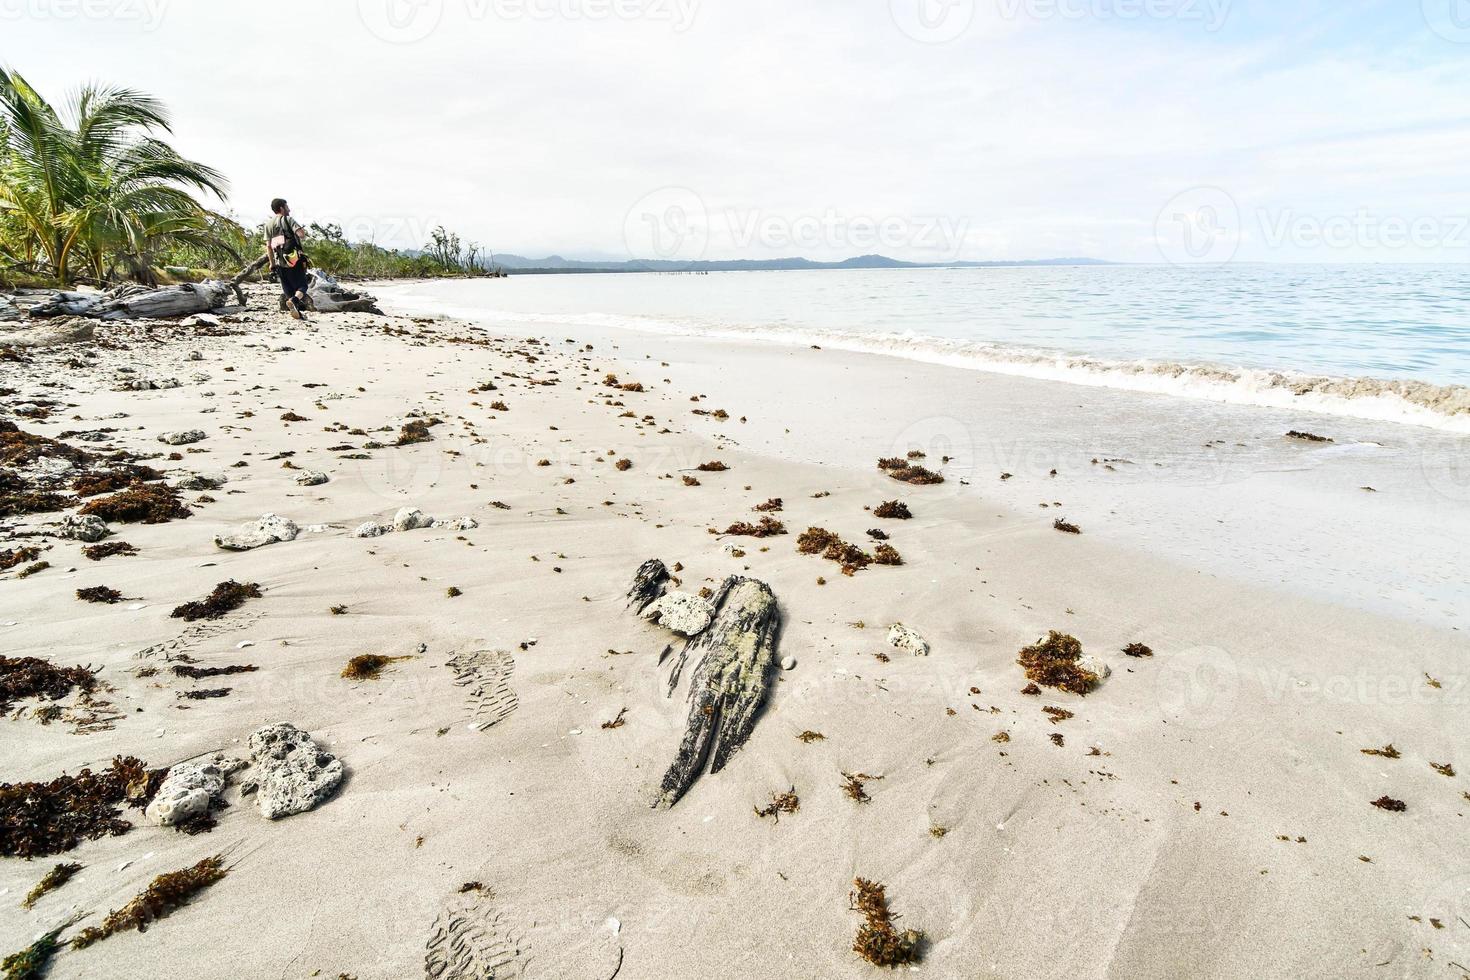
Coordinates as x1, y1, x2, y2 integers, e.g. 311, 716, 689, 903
1042, 706, 1074, 724
1122, 643, 1153, 658
76, 586, 123, 604
873, 500, 912, 520
724, 516, 787, 538
82, 541, 136, 561
0, 491, 66, 518
395, 418, 441, 445
71, 465, 163, 498
0, 546, 40, 571
1370, 796, 1406, 812
696, 460, 728, 472
841, 772, 882, 804
79, 483, 191, 524
873, 544, 903, 566
0, 656, 98, 714
170, 581, 261, 622
1360, 744, 1400, 759
2, 923, 69, 980
754, 788, 800, 822
614, 458, 633, 471
171, 664, 256, 680
1017, 631, 1100, 696
850, 878, 923, 967
754, 498, 783, 512
71, 855, 227, 949
797, 527, 875, 575
681, 475, 701, 487
797, 730, 826, 743
1286, 430, 1333, 443
0, 756, 159, 858
341, 654, 411, 680
1053, 518, 1082, 534
21, 861, 83, 909
877, 458, 944, 486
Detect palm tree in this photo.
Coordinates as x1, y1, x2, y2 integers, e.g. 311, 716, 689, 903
0, 67, 227, 286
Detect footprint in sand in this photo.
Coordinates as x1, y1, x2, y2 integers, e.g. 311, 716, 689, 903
134, 608, 264, 663
423, 888, 623, 980
447, 650, 519, 731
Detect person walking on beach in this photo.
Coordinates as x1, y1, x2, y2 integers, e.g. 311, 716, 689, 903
265, 198, 311, 319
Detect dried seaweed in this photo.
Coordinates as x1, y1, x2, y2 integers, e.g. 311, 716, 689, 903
850, 878, 923, 968
1017, 631, 1099, 696
723, 516, 787, 537
0, 421, 93, 468
1431, 762, 1456, 778
1053, 518, 1082, 534
873, 500, 913, 520
71, 854, 227, 949
16, 562, 49, 579
873, 544, 903, 566
21, 862, 82, 909
1042, 706, 1074, 724
170, 580, 261, 621
753, 498, 783, 512
341, 654, 410, 680
0, 492, 66, 517
82, 541, 136, 561
71, 465, 163, 498
178, 688, 231, 700
1122, 643, 1153, 658
796, 527, 874, 575
395, 418, 440, 445
1370, 796, 1406, 812
76, 586, 123, 604
841, 772, 882, 803
1286, 430, 1333, 443
0, 756, 158, 858
0, 656, 97, 713
797, 730, 825, 743
754, 788, 800, 822
696, 461, 728, 472
878, 459, 944, 485
0, 547, 40, 571
614, 458, 632, 471
79, 483, 191, 524
1361, 744, 1400, 759
681, 475, 700, 487
2, 922, 69, 980
170, 664, 256, 679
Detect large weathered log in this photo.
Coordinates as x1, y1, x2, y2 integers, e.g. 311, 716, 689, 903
25, 291, 102, 319
0, 317, 94, 347
307, 270, 382, 314
96, 280, 233, 320
655, 575, 781, 808
626, 558, 670, 613
0, 296, 20, 322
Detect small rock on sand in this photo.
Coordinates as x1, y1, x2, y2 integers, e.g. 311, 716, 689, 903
158, 429, 206, 445
781, 656, 797, 670
351, 521, 390, 538
644, 592, 716, 637
176, 472, 227, 491
145, 760, 228, 826
54, 513, 111, 542
247, 723, 344, 819
887, 623, 930, 657
295, 470, 329, 487
393, 507, 433, 531
214, 513, 299, 551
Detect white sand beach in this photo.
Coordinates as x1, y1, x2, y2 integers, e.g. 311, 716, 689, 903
3, 286, 1467, 979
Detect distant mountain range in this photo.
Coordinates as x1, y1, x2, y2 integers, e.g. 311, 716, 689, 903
486, 253, 1112, 274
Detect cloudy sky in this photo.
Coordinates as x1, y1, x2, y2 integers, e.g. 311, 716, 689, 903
8, 0, 1470, 263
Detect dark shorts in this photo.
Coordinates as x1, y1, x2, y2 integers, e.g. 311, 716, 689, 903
278, 262, 309, 298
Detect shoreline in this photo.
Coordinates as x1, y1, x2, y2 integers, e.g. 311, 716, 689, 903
2, 289, 1466, 978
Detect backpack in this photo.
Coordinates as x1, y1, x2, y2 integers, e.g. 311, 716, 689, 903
269, 216, 306, 269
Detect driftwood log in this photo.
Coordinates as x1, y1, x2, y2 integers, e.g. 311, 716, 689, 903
0, 296, 20, 322
308, 270, 382, 314
0, 317, 94, 347
24, 291, 101, 319
654, 574, 781, 809
96, 280, 233, 320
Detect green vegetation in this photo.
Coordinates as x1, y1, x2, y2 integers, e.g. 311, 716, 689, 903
1, 68, 500, 289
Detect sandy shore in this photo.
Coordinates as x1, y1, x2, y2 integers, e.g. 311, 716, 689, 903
3, 286, 1467, 979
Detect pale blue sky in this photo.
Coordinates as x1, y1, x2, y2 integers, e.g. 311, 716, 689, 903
6, 0, 1469, 263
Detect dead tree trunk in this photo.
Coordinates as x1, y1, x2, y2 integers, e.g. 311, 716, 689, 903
95, 280, 233, 320
655, 575, 781, 808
